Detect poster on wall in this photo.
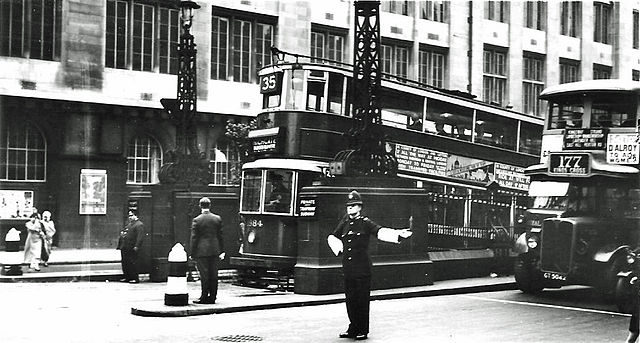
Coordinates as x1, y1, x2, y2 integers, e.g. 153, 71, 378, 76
0, 190, 34, 219
80, 169, 107, 215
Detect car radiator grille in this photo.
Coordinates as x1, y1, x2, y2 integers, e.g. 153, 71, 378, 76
540, 220, 573, 274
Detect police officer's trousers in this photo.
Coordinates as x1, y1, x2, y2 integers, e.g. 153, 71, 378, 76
344, 276, 371, 335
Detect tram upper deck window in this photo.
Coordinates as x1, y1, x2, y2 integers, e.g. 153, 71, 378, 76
519, 121, 542, 155
589, 93, 636, 128
263, 170, 294, 214
286, 69, 305, 110
425, 98, 473, 141
260, 72, 284, 109
548, 96, 584, 129
380, 89, 424, 130
241, 170, 262, 212
475, 111, 517, 150
307, 70, 326, 111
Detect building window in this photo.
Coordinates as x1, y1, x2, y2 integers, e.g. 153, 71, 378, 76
0, 0, 62, 60
633, 69, 640, 81
523, 54, 545, 117
483, 47, 507, 106
158, 7, 179, 74
485, 1, 509, 23
559, 58, 580, 84
381, 1, 411, 16
419, 1, 448, 23
560, 1, 581, 38
211, 9, 275, 83
524, 1, 546, 30
593, 64, 612, 80
310, 27, 346, 65
106, 0, 179, 74
209, 142, 240, 186
381, 43, 409, 80
0, 119, 46, 181
594, 2, 611, 44
126, 135, 162, 184
418, 47, 446, 88
634, 11, 639, 50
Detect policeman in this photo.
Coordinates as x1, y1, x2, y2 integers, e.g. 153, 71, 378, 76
327, 190, 412, 341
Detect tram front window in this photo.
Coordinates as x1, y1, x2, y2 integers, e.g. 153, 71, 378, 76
241, 170, 262, 212
264, 170, 294, 213
548, 96, 584, 129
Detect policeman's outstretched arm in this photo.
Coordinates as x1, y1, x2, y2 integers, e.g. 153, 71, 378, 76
377, 216, 413, 244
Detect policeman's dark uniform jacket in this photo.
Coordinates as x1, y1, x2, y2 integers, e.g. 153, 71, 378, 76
190, 197, 225, 304
117, 212, 144, 283
329, 191, 382, 340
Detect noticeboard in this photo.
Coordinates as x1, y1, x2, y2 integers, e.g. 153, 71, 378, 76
607, 133, 640, 165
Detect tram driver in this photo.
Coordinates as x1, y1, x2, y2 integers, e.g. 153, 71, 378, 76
265, 172, 290, 213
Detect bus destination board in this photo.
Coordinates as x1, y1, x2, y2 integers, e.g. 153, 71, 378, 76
563, 128, 606, 150
548, 153, 590, 175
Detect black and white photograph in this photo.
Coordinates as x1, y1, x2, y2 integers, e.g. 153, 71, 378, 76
0, 0, 638, 342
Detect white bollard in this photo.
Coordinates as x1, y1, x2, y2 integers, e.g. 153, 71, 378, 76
1, 228, 23, 276
164, 243, 188, 306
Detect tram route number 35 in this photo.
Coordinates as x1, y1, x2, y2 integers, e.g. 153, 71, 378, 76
260, 73, 282, 95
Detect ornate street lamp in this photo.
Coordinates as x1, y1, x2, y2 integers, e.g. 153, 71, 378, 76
159, 0, 208, 185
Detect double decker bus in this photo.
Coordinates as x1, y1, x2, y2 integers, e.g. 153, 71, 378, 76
232, 55, 543, 289
515, 80, 640, 309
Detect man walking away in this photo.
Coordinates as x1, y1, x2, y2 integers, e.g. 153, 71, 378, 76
190, 197, 225, 304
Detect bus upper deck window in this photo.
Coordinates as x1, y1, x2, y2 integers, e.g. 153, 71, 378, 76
264, 170, 294, 214
590, 94, 636, 128
549, 102, 583, 129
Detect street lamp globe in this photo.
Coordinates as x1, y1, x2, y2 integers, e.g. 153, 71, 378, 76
179, 0, 200, 27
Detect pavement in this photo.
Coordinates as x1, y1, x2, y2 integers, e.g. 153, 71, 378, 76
0, 247, 519, 317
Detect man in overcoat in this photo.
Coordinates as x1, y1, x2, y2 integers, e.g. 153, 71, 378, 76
190, 197, 225, 304
327, 190, 412, 340
117, 210, 144, 283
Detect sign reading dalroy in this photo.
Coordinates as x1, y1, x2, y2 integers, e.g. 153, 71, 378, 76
607, 134, 640, 165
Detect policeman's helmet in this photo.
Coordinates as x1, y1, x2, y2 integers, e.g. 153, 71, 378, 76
345, 190, 363, 206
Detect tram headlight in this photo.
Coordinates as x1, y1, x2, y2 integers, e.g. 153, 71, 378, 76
526, 236, 538, 249
247, 230, 256, 244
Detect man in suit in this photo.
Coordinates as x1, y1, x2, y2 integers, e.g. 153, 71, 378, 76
328, 190, 412, 340
190, 197, 225, 304
117, 210, 144, 283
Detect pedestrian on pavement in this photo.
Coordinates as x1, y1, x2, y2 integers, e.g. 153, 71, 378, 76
327, 190, 413, 341
189, 197, 225, 304
628, 313, 638, 343
40, 210, 56, 267
117, 210, 144, 283
24, 208, 44, 271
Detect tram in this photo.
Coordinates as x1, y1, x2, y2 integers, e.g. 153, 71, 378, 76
231, 56, 543, 290
514, 80, 640, 312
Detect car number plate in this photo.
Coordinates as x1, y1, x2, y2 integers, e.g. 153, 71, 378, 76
543, 272, 567, 281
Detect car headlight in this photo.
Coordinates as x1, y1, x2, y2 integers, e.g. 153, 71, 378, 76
527, 236, 538, 249
247, 230, 256, 244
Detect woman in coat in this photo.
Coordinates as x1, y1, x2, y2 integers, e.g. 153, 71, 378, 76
41, 210, 56, 267
24, 210, 44, 271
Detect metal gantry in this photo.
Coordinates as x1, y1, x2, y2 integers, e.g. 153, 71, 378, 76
337, 0, 397, 176
159, 0, 208, 185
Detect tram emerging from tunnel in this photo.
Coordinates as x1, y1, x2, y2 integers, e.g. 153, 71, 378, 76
230, 56, 543, 289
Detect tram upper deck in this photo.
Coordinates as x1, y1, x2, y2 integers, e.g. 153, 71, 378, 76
256, 61, 543, 161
